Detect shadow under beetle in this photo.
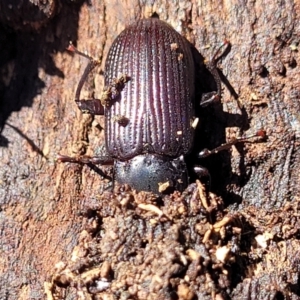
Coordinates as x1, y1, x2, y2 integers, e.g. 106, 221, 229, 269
58, 18, 264, 194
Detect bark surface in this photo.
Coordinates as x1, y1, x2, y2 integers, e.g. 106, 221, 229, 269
0, 1, 299, 299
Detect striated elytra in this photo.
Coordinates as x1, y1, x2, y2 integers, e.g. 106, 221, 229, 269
60, 17, 227, 194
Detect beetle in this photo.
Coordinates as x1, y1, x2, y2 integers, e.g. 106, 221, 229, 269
59, 18, 241, 194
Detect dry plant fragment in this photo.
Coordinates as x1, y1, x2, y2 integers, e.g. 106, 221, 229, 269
138, 203, 165, 218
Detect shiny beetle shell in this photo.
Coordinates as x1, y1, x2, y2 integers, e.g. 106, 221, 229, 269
104, 18, 195, 160
61, 17, 231, 193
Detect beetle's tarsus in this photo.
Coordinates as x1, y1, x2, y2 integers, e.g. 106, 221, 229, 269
200, 92, 220, 107
67, 42, 100, 63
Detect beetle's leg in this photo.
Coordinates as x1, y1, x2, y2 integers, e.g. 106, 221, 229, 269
68, 43, 130, 115
74, 72, 130, 114
67, 43, 104, 115
194, 165, 211, 189
57, 154, 114, 181
198, 130, 266, 158
57, 154, 114, 165
200, 41, 230, 107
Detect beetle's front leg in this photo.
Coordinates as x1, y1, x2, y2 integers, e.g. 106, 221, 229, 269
198, 130, 266, 158
57, 154, 114, 181
194, 165, 211, 190
57, 154, 114, 165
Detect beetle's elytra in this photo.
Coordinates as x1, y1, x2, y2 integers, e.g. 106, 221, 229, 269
60, 18, 228, 194
106, 18, 195, 159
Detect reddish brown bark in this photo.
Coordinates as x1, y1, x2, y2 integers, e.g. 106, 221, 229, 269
0, 1, 299, 299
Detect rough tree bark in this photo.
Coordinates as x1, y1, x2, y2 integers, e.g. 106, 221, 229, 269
0, 0, 299, 299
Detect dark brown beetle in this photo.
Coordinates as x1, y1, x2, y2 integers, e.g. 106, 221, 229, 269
59, 18, 261, 194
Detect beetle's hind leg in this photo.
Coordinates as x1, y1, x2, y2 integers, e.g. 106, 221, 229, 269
67, 43, 105, 115
200, 41, 230, 107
